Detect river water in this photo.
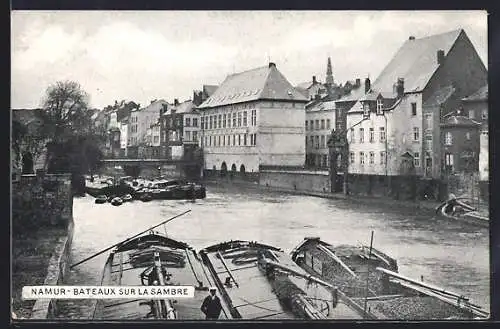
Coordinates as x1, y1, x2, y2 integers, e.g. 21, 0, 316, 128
56, 185, 490, 319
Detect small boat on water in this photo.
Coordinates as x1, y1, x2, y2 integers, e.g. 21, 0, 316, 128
122, 194, 133, 202
199, 240, 368, 320
95, 195, 108, 204
291, 237, 489, 320
436, 198, 488, 228
92, 230, 220, 320
110, 197, 123, 206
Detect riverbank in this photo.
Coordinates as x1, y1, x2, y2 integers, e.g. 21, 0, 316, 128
12, 226, 68, 319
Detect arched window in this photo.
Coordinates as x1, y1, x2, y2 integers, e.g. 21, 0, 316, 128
231, 164, 237, 172
221, 162, 227, 177
240, 164, 246, 173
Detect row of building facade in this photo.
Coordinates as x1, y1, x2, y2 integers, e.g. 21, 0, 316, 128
14, 28, 487, 199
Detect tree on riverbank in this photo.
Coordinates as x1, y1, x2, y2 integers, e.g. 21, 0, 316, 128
40, 80, 105, 191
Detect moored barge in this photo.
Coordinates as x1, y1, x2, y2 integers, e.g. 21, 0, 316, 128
291, 237, 489, 320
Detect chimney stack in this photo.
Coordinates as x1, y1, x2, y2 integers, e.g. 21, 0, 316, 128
312, 76, 317, 84
355, 79, 361, 88
437, 50, 445, 65
409, 36, 415, 40
269, 62, 276, 68
364, 78, 371, 93
396, 78, 405, 98
174, 99, 179, 106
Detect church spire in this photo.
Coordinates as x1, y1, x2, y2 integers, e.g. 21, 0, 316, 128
326, 57, 334, 86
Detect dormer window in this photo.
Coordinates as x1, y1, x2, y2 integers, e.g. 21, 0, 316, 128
376, 99, 383, 115
363, 103, 370, 117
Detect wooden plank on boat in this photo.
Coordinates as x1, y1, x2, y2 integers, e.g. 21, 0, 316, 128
317, 244, 357, 278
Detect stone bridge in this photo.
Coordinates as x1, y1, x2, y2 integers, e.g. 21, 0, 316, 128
99, 158, 201, 179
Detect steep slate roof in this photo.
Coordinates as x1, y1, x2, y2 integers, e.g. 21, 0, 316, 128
173, 100, 196, 114
203, 85, 219, 97
337, 86, 366, 103
462, 85, 488, 101
423, 85, 456, 107
371, 29, 463, 94
441, 115, 480, 127
199, 64, 308, 108
141, 99, 168, 113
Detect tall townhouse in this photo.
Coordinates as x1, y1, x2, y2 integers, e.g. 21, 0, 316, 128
305, 100, 336, 168
136, 99, 169, 157
462, 85, 488, 197
197, 62, 308, 178
159, 99, 200, 160
119, 117, 129, 157
346, 29, 487, 199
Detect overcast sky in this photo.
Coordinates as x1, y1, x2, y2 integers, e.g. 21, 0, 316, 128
11, 11, 487, 109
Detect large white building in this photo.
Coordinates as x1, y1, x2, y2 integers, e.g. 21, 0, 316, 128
197, 63, 308, 175
346, 29, 487, 198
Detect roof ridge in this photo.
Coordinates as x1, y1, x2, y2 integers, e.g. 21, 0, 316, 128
411, 28, 463, 42
227, 65, 269, 78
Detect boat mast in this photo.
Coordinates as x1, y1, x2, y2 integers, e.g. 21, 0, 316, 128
363, 231, 374, 314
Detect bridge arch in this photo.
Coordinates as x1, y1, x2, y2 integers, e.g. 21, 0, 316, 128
221, 162, 228, 177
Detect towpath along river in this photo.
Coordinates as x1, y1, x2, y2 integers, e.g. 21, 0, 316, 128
56, 185, 490, 319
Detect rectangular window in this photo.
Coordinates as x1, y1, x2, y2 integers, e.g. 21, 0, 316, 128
244, 134, 247, 146
321, 119, 325, 130
305, 121, 308, 131
243, 111, 248, 126
444, 132, 453, 145
425, 134, 433, 150
413, 127, 420, 141
218, 135, 221, 146
233, 113, 237, 127
369, 151, 374, 164
350, 128, 355, 143
254, 133, 257, 146
193, 131, 198, 142
445, 153, 454, 172
414, 152, 420, 167
363, 103, 370, 117
310, 120, 314, 131
315, 136, 319, 149
209, 135, 212, 146
350, 152, 355, 164
360, 152, 365, 165
252, 110, 257, 126
376, 99, 383, 115
369, 128, 374, 143
238, 112, 242, 127
411, 103, 417, 116
238, 134, 241, 146
379, 127, 386, 142
315, 120, 319, 130
326, 119, 331, 130
482, 109, 488, 120
359, 128, 364, 143
424, 113, 432, 130
468, 110, 475, 119
232, 135, 235, 146
466, 132, 471, 140
320, 135, 325, 148
380, 151, 386, 165
310, 136, 314, 147
209, 116, 213, 129
223, 114, 227, 128
218, 115, 222, 128
185, 117, 191, 127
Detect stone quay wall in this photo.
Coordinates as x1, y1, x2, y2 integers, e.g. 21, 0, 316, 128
12, 173, 74, 319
